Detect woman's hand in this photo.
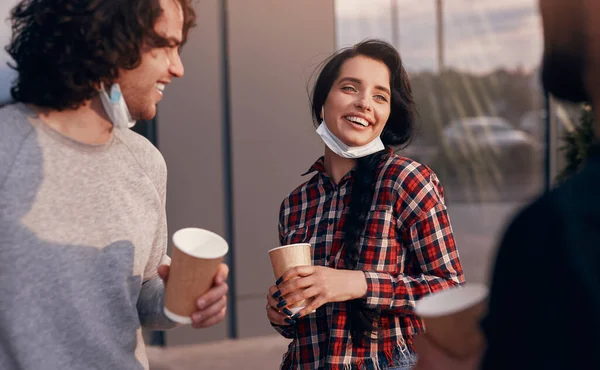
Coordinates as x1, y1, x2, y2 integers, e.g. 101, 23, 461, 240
273, 266, 368, 317
266, 284, 298, 325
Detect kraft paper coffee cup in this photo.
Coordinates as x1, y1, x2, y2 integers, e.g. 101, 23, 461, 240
415, 283, 489, 358
164, 227, 229, 324
268, 243, 312, 315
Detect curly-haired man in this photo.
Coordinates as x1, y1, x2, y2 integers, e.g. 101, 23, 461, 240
0, 0, 229, 369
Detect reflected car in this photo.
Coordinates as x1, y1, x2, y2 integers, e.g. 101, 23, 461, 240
437, 116, 542, 176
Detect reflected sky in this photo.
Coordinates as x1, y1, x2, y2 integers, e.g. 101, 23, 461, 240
335, 0, 542, 74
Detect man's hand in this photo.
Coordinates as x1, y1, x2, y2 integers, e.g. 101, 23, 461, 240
158, 263, 229, 329
413, 334, 482, 370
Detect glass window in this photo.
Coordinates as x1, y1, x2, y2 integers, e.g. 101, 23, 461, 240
335, 0, 546, 283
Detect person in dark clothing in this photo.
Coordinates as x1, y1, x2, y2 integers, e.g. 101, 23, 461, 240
413, 0, 600, 369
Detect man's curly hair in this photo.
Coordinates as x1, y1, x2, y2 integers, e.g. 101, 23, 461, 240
6, 0, 197, 110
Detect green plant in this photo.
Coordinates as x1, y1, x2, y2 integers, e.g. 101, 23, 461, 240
556, 104, 595, 183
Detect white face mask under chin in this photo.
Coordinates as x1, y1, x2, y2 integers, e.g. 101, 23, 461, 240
316, 120, 385, 159
98, 83, 137, 129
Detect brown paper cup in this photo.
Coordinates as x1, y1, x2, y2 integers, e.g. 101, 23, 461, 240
415, 283, 489, 359
268, 243, 312, 315
164, 227, 229, 324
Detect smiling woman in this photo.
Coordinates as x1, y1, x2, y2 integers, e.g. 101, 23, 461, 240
265, 39, 465, 370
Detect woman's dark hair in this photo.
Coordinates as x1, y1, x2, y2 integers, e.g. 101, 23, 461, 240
6, 0, 197, 110
310, 39, 416, 345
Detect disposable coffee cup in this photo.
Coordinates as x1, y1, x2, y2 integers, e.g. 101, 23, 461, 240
164, 227, 229, 324
268, 243, 312, 315
415, 283, 489, 358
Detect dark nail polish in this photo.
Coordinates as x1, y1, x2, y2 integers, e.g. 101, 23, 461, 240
276, 277, 283, 285
291, 313, 301, 320
284, 318, 296, 325
272, 290, 281, 299
283, 308, 294, 316
277, 300, 287, 308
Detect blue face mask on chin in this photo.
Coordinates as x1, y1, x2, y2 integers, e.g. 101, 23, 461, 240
98, 83, 137, 129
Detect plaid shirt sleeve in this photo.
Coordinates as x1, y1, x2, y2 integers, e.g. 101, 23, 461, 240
363, 167, 465, 313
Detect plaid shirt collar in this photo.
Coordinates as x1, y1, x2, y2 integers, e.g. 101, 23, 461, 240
301, 156, 326, 176
301, 148, 395, 177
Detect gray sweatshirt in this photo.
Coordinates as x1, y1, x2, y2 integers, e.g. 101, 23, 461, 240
0, 103, 176, 369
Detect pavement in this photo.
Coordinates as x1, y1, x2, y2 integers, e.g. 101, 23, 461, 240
147, 334, 289, 370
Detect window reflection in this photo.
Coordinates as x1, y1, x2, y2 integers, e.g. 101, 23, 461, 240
335, 0, 545, 283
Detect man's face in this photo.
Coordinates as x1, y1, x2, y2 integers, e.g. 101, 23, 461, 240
117, 0, 185, 121
540, 0, 589, 103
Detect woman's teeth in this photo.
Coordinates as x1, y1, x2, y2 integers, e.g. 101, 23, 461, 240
345, 116, 369, 127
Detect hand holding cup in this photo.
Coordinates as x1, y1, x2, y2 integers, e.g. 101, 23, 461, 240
163, 227, 229, 327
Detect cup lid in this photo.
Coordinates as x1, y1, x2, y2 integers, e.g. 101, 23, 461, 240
268, 243, 311, 253
415, 283, 488, 318
173, 227, 229, 259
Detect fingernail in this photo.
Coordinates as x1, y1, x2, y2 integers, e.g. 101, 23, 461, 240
284, 318, 296, 325
276, 277, 283, 285
192, 313, 202, 322
283, 308, 293, 316
291, 313, 301, 320
272, 290, 281, 299
277, 300, 287, 308
197, 299, 206, 309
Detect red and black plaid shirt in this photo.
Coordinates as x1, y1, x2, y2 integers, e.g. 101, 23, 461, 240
273, 149, 465, 370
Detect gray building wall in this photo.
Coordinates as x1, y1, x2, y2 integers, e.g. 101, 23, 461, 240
157, 0, 227, 345
157, 0, 335, 344
227, 0, 335, 339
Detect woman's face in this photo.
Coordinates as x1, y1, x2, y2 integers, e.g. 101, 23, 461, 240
321, 55, 391, 147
